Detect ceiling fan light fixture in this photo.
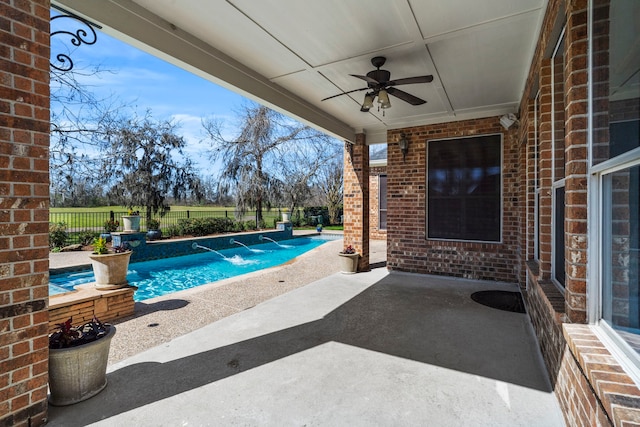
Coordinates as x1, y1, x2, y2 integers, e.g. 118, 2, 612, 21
378, 89, 391, 109
361, 93, 375, 111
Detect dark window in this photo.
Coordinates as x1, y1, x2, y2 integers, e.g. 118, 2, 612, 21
427, 135, 501, 241
379, 174, 387, 230
554, 186, 565, 286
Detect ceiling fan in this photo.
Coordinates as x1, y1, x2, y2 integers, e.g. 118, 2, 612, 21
321, 56, 433, 112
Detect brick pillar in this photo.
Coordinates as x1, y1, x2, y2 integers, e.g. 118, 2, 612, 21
0, 1, 51, 426
525, 98, 537, 263
538, 59, 553, 280
563, 0, 589, 323
343, 134, 370, 271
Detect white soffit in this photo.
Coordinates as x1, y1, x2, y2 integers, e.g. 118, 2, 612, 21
54, 0, 548, 145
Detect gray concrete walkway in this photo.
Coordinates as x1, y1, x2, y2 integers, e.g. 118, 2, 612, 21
47, 265, 564, 426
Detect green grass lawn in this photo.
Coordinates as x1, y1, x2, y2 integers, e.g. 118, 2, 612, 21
49, 206, 314, 230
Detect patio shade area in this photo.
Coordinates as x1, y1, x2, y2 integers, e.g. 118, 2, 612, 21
47, 270, 563, 426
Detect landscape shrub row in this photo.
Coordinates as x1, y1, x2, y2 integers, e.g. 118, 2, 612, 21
49, 217, 269, 250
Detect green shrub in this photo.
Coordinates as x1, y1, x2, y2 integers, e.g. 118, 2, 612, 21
147, 218, 160, 230
177, 217, 237, 236
166, 224, 181, 238
104, 219, 119, 232
77, 229, 98, 246
49, 222, 68, 249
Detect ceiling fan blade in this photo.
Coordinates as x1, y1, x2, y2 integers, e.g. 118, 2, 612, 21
349, 74, 380, 85
386, 87, 426, 105
321, 87, 368, 101
388, 75, 434, 86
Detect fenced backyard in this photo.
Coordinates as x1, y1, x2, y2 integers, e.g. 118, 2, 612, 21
49, 207, 330, 246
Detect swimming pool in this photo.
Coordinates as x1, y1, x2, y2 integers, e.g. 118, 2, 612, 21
49, 235, 339, 301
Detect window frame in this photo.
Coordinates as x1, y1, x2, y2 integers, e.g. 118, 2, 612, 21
590, 149, 640, 385
425, 133, 503, 243
587, 0, 640, 386
378, 174, 387, 231
551, 27, 566, 291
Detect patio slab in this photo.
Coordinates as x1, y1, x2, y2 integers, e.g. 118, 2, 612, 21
47, 269, 564, 426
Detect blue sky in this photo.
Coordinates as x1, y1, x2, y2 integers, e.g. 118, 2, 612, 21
50, 13, 250, 173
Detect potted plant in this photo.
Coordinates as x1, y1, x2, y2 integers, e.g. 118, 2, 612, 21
146, 218, 162, 241
88, 237, 132, 290
338, 244, 359, 274
281, 208, 290, 222
100, 219, 119, 243
48, 317, 116, 406
122, 209, 141, 232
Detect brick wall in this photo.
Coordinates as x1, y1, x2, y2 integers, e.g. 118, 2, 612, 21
517, 0, 640, 425
518, 0, 567, 381
48, 285, 136, 332
385, 119, 520, 283
557, 325, 640, 426
369, 166, 387, 240
563, 0, 589, 324
0, 1, 51, 426
343, 135, 370, 271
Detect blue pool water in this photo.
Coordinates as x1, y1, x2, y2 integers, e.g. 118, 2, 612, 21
50, 235, 339, 301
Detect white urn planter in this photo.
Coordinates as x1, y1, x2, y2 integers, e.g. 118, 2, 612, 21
121, 215, 141, 232
48, 325, 116, 406
89, 251, 132, 290
338, 252, 359, 274
282, 212, 290, 222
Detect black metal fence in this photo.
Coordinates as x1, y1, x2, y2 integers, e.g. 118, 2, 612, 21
49, 208, 308, 246
50, 209, 295, 231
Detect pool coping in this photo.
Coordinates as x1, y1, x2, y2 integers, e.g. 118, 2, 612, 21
50, 230, 337, 276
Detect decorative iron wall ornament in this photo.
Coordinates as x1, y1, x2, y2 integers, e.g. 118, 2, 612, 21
50, 6, 101, 72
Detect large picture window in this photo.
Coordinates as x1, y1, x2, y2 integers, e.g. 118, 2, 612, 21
427, 134, 502, 242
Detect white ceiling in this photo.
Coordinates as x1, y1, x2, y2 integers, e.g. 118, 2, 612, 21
55, 0, 547, 144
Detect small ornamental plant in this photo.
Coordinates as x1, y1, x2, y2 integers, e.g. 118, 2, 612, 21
341, 245, 356, 254
104, 219, 119, 232
127, 209, 140, 216
147, 218, 160, 230
49, 317, 111, 349
93, 237, 109, 254
112, 242, 130, 253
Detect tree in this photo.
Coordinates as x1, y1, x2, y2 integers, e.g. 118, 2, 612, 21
101, 112, 203, 220
49, 54, 129, 206
202, 104, 337, 222
317, 159, 343, 225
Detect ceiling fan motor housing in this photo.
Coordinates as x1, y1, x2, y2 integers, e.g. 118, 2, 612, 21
366, 69, 391, 88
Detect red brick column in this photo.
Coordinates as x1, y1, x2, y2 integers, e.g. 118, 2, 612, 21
538, 59, 553, 280
563, 0, 589, 323
343, 134, 370, 271
0, 1, 51, 426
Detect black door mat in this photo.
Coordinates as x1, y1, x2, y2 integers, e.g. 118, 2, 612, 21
470, 290, 526, 313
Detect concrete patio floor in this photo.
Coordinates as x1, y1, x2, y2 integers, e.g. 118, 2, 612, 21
47, 266, 564, 426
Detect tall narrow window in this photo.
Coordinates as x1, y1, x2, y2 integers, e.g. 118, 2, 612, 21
427, 134, 502, 242
535, 90, 541, 261
379, 174, 387, 230
552, 31, 566, 288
